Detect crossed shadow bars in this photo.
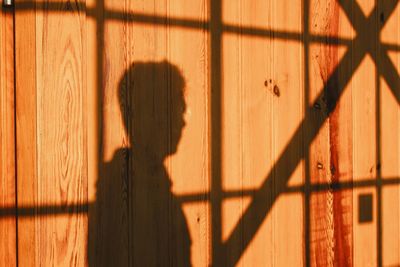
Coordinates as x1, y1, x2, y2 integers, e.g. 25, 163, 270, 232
2, 0, 400, 266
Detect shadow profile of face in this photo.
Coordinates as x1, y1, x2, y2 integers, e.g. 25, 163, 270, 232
90, 61, 191, 267
118, 61, 186, 158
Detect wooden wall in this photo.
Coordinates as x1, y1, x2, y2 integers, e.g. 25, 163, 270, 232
0, 4, 16, 266
0, 0, 398, 266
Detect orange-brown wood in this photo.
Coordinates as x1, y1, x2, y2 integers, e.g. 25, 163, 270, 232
221, 1, 305, 265
88, 0, 210, 266
15, 0, 88, 265
0, 5, 16, 267
309, 0, 353, 265
377, 1, 400, 266
88, 0, 130, 265
380, 2, 400, 266
15, 0, 37, 265
9, 0, 400, 266
36, 0, 88, 265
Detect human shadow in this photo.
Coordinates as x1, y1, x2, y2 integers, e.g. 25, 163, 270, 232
89, 61, 191, 266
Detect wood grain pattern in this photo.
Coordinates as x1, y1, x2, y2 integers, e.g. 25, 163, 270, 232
222, 0, 304, 265
88, 0, 210, 266
0, 5, 16, 267
309, 0, 353, 265
165, 1, 210, 266
269, 1, 304, 266
88, 0, 129, 265
352, 52, 377, 267
379, 2, 400, 266
35, 0, 87, 265
352, 10, 377, 267
15, 0, 38, 265
222, 1, 277, 264
10, 0, 400, 266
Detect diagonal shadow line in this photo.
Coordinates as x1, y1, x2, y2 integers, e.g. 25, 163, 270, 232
376, 48, 400, 104
222, 38, 365, 265
222, 1, 400, 264
302, 0, 311, 264
338, 0, 372, 29
10, 0, 400, 264
339, 0, 400, 106
338, 0, 398, 44
378, 1, 400, 31
339, 0, 399, 34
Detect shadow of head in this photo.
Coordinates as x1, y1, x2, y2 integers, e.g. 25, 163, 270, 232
118, 61, 186, 158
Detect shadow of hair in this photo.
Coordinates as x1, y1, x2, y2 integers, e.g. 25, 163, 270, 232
89, 61, 191, 266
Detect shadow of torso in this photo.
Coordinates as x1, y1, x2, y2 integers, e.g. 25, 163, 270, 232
88, 61, 191, 266
89, 148, 191, 267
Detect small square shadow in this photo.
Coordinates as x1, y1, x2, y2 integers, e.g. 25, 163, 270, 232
358, 193, 373, 223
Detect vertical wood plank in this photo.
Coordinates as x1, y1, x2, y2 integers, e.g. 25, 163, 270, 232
352, 56, 377, 267
0, 5, 16, 267
15, 0, 38, 265
351, 0, 381, 265
166, 0, 210, 266
222, 0, 303, 265
222, 1, 275, 265
380, 1, 400, 266
309, 0, 353, 265
270, 1, 304, 266
86, 0, 103, 267
222, 0, 253, 265
88, 0, 129, 265
35, 0, 88, 265
11, 0, 400, 266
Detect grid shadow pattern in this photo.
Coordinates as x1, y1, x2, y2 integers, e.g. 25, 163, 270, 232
1, 0, 400, 266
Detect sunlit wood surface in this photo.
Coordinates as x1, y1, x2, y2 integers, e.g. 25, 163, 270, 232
0, 4, 16, 266
0, 0, 399, 266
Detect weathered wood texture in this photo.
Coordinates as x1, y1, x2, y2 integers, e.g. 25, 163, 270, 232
308, 1, 353, 265
7, 0, 400, 266
0, 5, 16, 267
